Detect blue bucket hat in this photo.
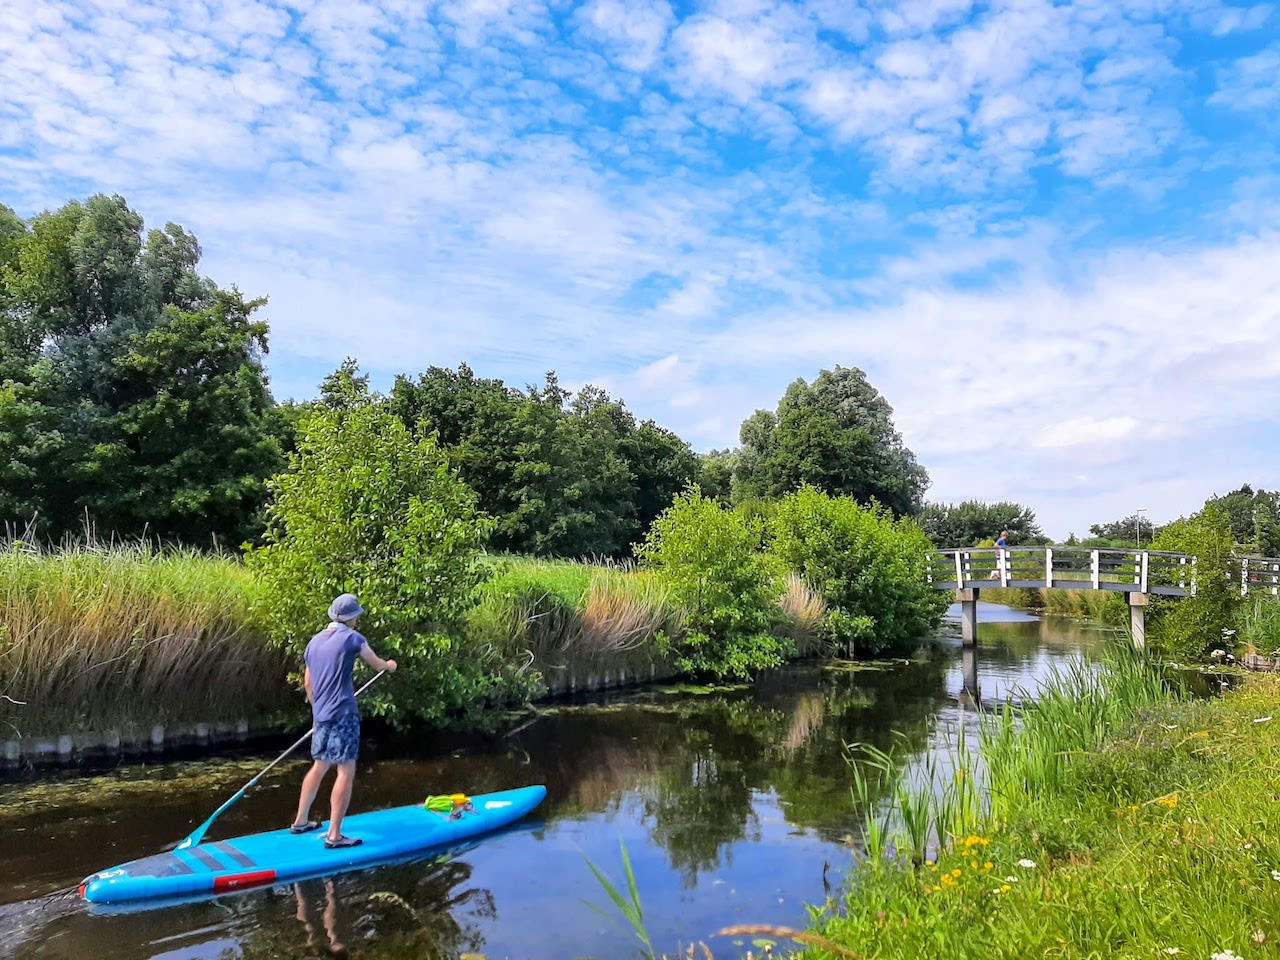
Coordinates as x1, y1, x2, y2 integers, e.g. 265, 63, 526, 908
328, 593, 364, 622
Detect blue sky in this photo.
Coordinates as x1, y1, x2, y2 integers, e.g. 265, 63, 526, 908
3, 0, 1279, 539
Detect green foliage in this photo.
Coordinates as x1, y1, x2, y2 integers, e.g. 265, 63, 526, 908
733, 366, 929, 516
389, 364, 698, 558
919, 500, 1047, 547
1147, 503, 1240, 662
767, 485, 948, 657
1204, 483, 1280, 556
637, 487, 787, 678
0, 194, 280, 545
76, 289, 284, 545
245, 393, 525, 726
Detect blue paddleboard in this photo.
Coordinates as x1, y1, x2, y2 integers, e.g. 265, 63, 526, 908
80, 785, 546, 905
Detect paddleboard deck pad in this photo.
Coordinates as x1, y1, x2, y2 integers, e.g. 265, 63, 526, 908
80, 785, 546, 905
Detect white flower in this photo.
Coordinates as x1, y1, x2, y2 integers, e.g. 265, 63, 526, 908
1161, 950, 1180, 956
1002, 876, 1019, 882
1016, 858, 1037, 868
1222, 629, 1237, 637
1211, 951, 1243, 960
1270, 870, 1280, 881
1210, 649, 1226, 659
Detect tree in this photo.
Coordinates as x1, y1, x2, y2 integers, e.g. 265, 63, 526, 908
733, 366, 928, 516
76, 290, 285, 545
245, 394, 528, 726
1204, 485, 1280, 555
698, 449, 736, 504
637, 487, 787, 678
0, 195, 283, 544
919, 500, 1047, 547
768, 485, 948, 657
1148, 504, 1240, 663
390, 364, 696, 557
1087, 514, 1158, 545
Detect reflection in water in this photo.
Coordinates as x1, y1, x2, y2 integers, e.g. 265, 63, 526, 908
0, 613, 1116, 959
295, 880, 346, 958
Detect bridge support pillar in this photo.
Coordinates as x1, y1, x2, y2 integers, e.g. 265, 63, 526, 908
1126, 592, 1148, 651
956, 588, 979, 647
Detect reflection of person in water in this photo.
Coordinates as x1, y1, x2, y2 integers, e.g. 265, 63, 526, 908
295, 879, 348, 958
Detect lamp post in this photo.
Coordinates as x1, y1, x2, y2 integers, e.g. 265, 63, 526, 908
1135, 508, 1148, 547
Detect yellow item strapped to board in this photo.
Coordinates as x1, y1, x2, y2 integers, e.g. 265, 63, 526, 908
424, 793, 472, 813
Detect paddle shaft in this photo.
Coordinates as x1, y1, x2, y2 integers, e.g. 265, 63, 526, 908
175, 669, 386, 849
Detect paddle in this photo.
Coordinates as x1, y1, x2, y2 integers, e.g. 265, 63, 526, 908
175, 669, 387, 850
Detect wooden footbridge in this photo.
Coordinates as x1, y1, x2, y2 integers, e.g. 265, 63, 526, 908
926, 547, 1280, 649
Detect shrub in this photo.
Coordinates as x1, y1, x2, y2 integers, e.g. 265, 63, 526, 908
245, 395, 531, 726
766, 485, 948, 657
1147, 504, 1240, 663
636, 487, 787, 678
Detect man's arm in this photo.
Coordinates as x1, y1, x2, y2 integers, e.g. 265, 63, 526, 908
303, 665, 313, 704
359, 644, 398, 673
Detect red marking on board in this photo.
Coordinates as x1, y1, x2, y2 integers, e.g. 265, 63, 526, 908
213, 869, 276, 892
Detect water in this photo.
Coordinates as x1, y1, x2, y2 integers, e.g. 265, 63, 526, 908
0, 609, 1110, 959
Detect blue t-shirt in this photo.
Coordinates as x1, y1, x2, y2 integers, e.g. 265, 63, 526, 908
305, 624, 367, 723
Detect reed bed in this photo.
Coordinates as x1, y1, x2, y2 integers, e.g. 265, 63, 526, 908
993, 586, 1127, 623
468, 558, 685, 689
777, 572, 828, 656
1238, 593, 1280, 656
0, 538, 287, 738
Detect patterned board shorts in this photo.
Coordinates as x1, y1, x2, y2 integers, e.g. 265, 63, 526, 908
312, 712, 361, 764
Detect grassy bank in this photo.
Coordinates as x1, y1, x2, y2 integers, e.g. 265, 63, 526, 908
1, 547, 831, 740
783, 654, 1280, 959
0, 540, 287, 739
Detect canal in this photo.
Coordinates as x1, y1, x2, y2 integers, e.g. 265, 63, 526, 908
0, 604, 1110, 958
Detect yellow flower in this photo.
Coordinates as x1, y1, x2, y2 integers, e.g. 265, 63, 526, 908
984, 861, 994, 871
951, 869, 963, 878
1155, 793, 1180, 809
1000, 884, 1011, 893
970, 860, 979, 869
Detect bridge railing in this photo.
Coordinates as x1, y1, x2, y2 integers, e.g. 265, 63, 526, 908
1241, 557, 1280, 596
926, 547, 1198, 597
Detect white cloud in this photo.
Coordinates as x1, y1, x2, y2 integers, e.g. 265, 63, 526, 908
1210, 44, 1280, 110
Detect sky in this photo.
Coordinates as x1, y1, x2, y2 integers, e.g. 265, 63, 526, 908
2, 0, 1279, 540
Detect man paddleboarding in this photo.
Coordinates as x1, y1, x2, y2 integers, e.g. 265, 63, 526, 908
291, 593, 397, 849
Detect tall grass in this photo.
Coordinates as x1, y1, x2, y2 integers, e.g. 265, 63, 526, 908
467, 558, 686, 689
1238, 594, 1280, 656
994, 587, 1127, 623
777, 572, 828, 656
845, 644, 1171, 868
0, 538, 287, 738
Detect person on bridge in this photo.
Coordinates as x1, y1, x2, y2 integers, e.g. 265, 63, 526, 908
989, 530, 1009, 580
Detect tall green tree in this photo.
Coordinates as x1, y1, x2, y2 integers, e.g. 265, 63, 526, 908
389, 364, 696, 557
0, 194, 283, 544
246, 392, 527, 726
1086, 513, 1158, 546
733, 366, 928, 516
76, 290, 284, 545
1204, 485, 1280, 555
